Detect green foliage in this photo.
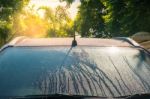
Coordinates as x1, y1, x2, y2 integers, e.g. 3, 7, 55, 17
60, 0, 74, 5
0, 21, 11, 45
12, 6, 48, 37
1, 0, 150, 47
11, 5, 74, 38
0, 0, 29, 21
41, 6, 74, 37
105, 0, 150, 37
65, 0, 150, 37
75, 0, 110, 38
0, 0, 29, 46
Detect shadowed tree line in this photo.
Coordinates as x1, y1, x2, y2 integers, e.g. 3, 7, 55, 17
1, 0, 150, 46
69, 0, 150, 37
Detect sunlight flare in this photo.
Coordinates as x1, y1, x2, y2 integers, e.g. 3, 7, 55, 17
109, 46, 120, 54
28, 0, 80, 19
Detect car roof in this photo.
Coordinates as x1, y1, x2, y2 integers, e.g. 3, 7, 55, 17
6, 36, 140, 47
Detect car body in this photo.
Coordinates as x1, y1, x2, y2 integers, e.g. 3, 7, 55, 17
131, 32, 150, 51
0, 37, 150, 99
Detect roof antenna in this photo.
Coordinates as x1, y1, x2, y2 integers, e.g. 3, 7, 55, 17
72, 32, 77, 47
72, 21, 77, 47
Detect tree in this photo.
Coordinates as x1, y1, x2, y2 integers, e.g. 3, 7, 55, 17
124, 0, 150, 35
0, 0, 29, 46
105, 0, 150, 36
64, 0, 150, 37
0, 0, 29, 21
41, 6, 74, 37
12, 6, 48, 37
104, 0, 126, 36
75, 0, 108, 38
63, 0, 110, 38
0, 21, 11, 45
11, 5, 74, 38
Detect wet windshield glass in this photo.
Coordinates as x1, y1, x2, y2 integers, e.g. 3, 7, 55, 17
0, 47, 150, 97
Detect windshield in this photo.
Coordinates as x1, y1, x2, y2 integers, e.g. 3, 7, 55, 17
0, 47, 150, 97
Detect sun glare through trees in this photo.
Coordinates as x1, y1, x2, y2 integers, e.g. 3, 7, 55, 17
0, 0, 150, 47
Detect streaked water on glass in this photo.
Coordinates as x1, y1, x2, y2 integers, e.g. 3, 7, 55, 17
0, 47, 150, 97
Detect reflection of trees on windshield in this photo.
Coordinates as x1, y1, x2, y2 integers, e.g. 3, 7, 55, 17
133, 50, 150, 68
34, 48, 150, 97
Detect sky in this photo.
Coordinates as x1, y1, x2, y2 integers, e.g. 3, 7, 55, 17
28, 0, 80, 19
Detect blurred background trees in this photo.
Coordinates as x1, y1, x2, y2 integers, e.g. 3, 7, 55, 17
75, 0, 108, 38
71, 0, 150, 37
104, 0, 150, 37
0, 0, 150, 46
0, 0, 29, 45
40, 6, 74, 37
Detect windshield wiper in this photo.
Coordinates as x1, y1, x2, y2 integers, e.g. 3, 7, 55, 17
9, 93, 150, 99
115, 93, 150, 99
12, 94, 108, 99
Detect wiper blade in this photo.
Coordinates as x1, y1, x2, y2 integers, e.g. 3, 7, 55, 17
13, 94, 108, 99
10, 93, 150, 99
115, 93, 150, 99
126, 93, 150, 99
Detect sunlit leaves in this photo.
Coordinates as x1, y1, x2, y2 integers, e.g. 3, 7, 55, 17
0, 0, 29, 46
11, 5, 74, 38
0, 0, 29, 21
60, 0, 74, 5
41, 6, 74, 37
12, 6, 48, 38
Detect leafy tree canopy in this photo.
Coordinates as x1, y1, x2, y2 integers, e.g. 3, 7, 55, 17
75, 0, 110, 38
0, 0, 29, 46
64, 0, 150, 37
